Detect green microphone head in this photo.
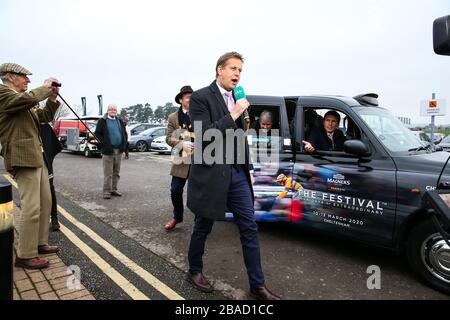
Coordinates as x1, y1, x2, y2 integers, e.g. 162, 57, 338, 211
233, 85, 246, 100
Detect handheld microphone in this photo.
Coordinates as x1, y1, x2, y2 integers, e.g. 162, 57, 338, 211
233, 85, 250, 123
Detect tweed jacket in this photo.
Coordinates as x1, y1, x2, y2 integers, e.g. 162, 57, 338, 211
166, 110, 191, 179
0, 84, 60, 173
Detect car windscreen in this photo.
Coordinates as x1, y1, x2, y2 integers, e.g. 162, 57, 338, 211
353, 106, 424, 153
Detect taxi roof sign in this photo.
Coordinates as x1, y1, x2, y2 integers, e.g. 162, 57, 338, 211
353, 93, 379, 106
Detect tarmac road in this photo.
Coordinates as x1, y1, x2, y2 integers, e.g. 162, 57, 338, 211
2, 150, 449, 300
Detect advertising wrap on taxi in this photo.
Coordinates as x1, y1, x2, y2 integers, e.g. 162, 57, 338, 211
226, 160, 395, 241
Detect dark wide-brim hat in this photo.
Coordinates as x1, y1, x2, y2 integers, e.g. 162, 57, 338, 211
0, 63, 32, 76
175, 85, 193, 104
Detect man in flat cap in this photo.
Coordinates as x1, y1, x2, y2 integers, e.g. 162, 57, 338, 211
164, 85, 194, 231
0, 63, 61, 269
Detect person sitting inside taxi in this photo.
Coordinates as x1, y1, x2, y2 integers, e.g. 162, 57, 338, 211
253, 110, 274, 149
257, 110, 273, 135
302, 110, 347, 153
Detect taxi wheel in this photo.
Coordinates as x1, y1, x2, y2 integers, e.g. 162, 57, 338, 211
406, 219, 450, 294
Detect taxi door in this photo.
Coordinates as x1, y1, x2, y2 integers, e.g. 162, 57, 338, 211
292, 97, 397, 247
232, 95, 295, 222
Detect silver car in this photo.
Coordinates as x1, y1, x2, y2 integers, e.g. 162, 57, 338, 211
128, 127, 167, 152
438, 134, 450, 152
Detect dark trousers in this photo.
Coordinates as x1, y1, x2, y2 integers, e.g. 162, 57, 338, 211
49, 178, 57, 220
171, 176, 187, 222
188, 166, 265, 289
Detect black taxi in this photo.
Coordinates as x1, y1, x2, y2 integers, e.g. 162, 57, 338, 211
226, 92, 450, 295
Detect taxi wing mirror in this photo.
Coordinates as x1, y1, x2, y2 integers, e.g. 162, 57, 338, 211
344, 140, 371, 157
434, 15, 450, 55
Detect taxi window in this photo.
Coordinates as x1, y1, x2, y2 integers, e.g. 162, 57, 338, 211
246, 105, 282, 164
300, 107, 361, 154
246, 105, 281, 150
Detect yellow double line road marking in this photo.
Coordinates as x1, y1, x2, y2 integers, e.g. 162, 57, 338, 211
58, 206, 184, 300
59, 223, 149, 300
4, 174, 184, 300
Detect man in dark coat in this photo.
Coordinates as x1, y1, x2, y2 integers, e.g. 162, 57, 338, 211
186, 52, 280, 300
303, 110, 347, 153
40, 122, 62, 231
94, 104, 128, 199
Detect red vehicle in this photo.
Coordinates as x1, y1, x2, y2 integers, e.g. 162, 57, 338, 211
52, 116, 100, 147
52, 116, 101, 157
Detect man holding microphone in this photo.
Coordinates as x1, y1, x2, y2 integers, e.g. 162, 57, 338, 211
186, 52, 280, 300
0, 63, 61, 269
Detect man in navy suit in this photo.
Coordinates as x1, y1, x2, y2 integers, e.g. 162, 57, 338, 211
186, 52, 280, 300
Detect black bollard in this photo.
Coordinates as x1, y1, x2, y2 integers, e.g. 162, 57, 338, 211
0, 181, 13, 300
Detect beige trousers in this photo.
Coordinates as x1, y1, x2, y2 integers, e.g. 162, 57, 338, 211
14, 165, 51, 259
102, 149, 122, 194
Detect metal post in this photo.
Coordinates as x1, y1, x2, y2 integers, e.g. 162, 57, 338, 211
430, 93, 436, 142
0, 181, 14, 300
81, 97, 87, 116
97, 95, 103, 116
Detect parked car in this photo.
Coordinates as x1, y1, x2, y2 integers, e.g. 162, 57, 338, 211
411, 130, 433, 144
221, 92, 450, 294
128, 126, 167, 152
128, 123, 160, 136
150, 135, 172, 154
426, 132, 445, 144
438, 135, 450, 152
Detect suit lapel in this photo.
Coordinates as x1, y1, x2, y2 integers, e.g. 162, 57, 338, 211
209, 81, 229, 116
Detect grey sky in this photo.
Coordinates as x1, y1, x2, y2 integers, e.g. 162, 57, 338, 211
1, 0, 449, 124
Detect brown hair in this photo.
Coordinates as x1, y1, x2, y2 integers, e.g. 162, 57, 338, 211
215, 52, 244, 77
324, 110, 341, 123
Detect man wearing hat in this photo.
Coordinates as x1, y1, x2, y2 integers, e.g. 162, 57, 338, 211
0, 63, 61, 269
164, 85, 194, 231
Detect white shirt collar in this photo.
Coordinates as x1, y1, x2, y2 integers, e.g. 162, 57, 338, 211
181, 107, 189, 114
107, 115, 116, 120
216, 81, 230, 96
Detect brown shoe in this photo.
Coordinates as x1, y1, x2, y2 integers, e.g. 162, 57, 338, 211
38, 245, 60, 254
250, 286, 281, 300
15, 257, 49, 269
164, 218, 178, 231
187, 273, 213, 293
110, 191, 122, 197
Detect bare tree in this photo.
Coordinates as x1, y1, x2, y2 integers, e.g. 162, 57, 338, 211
51, 100, 83, 120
